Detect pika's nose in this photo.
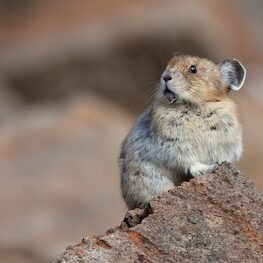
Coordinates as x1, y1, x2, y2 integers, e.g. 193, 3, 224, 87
162, 74, 172, 82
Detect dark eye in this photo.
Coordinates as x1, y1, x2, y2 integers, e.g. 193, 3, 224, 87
189, 65, 197, 74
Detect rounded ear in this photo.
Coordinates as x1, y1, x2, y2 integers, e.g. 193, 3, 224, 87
173, 52, 184, 57
220, 59, 246, 91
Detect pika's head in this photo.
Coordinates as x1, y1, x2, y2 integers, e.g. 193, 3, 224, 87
156, 53, 246, 105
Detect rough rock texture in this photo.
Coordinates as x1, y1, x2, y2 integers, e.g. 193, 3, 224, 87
52, 163, 263, 263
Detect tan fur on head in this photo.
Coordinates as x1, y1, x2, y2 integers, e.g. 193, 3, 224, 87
157, 54, 246, 105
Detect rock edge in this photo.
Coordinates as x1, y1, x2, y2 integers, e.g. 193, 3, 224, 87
51, 163, 263, 263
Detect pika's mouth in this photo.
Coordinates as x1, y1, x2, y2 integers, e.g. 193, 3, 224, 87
164, 87, 178, 104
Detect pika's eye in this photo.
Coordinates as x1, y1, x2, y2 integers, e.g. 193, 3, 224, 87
189, 65, 197, 74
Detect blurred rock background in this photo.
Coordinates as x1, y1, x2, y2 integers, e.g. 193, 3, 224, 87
0, 0, 262, 262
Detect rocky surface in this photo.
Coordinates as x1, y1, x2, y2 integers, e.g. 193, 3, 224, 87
52, 163, 263, 263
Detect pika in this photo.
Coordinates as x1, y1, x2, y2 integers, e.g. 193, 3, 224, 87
119, 53, 246, 209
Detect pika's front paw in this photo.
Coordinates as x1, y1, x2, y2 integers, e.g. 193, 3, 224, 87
189, 162, 216, 177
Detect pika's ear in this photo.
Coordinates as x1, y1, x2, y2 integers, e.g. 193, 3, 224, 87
173, 52, 184, 57
220, 59, 246, 90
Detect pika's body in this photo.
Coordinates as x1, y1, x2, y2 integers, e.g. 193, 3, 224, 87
119, 54, 246, 209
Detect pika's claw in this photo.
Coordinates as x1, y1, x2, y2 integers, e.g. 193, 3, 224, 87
189, 162, 216, 177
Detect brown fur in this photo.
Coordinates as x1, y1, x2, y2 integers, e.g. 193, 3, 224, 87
167, 55, 228, 103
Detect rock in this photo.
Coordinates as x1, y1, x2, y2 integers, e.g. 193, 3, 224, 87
52, 163, 263, 263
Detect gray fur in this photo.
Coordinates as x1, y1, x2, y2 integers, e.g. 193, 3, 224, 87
119, 56, 244, 209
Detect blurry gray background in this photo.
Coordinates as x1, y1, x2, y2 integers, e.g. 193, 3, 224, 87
0, 0, 262, 262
